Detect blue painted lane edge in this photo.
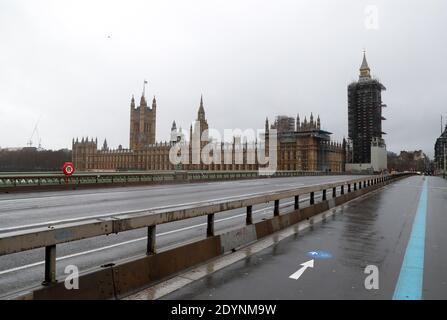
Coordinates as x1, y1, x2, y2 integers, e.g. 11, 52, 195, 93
393, 178, 428, 300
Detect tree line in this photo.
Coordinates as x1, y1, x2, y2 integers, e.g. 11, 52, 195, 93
0, 148, 72, 172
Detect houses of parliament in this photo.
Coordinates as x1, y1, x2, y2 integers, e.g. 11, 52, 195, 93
72, 91, 346, 172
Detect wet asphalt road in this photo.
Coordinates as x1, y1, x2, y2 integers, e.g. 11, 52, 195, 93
164, 176, 447, 300
0, 175, 359, 297
0, 175, 360, 229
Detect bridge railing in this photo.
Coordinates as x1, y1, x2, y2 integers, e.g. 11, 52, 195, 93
0, 170, 353, 190
0, 173, 409, 285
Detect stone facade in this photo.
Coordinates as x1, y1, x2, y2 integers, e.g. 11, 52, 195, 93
271, 114, 346, 172
72, 93, 346, 172
129, 94, 156, 150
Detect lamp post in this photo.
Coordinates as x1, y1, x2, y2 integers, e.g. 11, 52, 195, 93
444, 143, 446, 179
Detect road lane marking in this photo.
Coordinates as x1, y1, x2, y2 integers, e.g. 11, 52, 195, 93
0, 178, 277, 202
393, 178, 428, 300
0, 191, 286, 232
0, 176, 350, 203
289, 259, 314, 280
0, 175, 351, 210
0, 190, 274, 216
0, 188, 328, 232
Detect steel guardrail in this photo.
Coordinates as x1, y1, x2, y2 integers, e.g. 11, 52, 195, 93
0, 170, 352, 190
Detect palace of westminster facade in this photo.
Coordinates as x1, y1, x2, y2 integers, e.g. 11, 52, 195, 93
72, 93, 346, 172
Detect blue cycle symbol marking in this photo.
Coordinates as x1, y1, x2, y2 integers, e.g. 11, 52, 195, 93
306, 250, 333, 259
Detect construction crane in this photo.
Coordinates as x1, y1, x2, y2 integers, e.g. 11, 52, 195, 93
27, 117, 42, 149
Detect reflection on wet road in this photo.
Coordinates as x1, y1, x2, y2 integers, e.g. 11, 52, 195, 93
161, 176, 447, 300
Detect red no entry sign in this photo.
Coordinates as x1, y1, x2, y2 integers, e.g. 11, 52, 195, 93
62, 162, 75, 176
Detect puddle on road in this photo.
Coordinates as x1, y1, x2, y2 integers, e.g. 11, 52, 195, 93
306, 250, 333, 259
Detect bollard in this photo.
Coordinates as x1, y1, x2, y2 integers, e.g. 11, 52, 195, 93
274, 200, 280, 216
43, 245, 57, 285
294, 195, 299, 210
147, 225, 156, 254
207, 214, 215, 236
332, 187, 336, 198
341, 185, 344, 195
310, 192, 315, 205
354, 182, 357, 190
322, 189, 327, 201
348, 183, 351, 192
246, 205, 253, 225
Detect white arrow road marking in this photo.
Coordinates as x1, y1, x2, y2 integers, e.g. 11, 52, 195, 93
289, 259, 314, 280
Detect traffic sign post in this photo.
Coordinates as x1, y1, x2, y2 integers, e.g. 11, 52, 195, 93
62, 162, 75, 184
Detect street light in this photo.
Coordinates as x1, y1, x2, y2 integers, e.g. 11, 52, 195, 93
444, 143, 446, 179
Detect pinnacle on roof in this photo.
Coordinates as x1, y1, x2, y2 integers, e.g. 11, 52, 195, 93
140, 94, 147, 106
199, 94, 204, 113
198, 94, 205, 119
360, 51, 370, 70
359, 50, 372, 80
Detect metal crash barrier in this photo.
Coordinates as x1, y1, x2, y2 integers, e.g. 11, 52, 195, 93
0, 170, 353, 191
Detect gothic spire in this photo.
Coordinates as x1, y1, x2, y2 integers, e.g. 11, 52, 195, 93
102, 138, 108, 151
140, 94, 147, 107
131, 95, 135, 109
359, 50, 371, 80
360, 51, 369, 69
198, 95, 205, 120
199, 94, 204, 112
152, 95, 157, 109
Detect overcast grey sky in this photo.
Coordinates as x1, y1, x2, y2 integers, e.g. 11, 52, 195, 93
0, 0, 446, 157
